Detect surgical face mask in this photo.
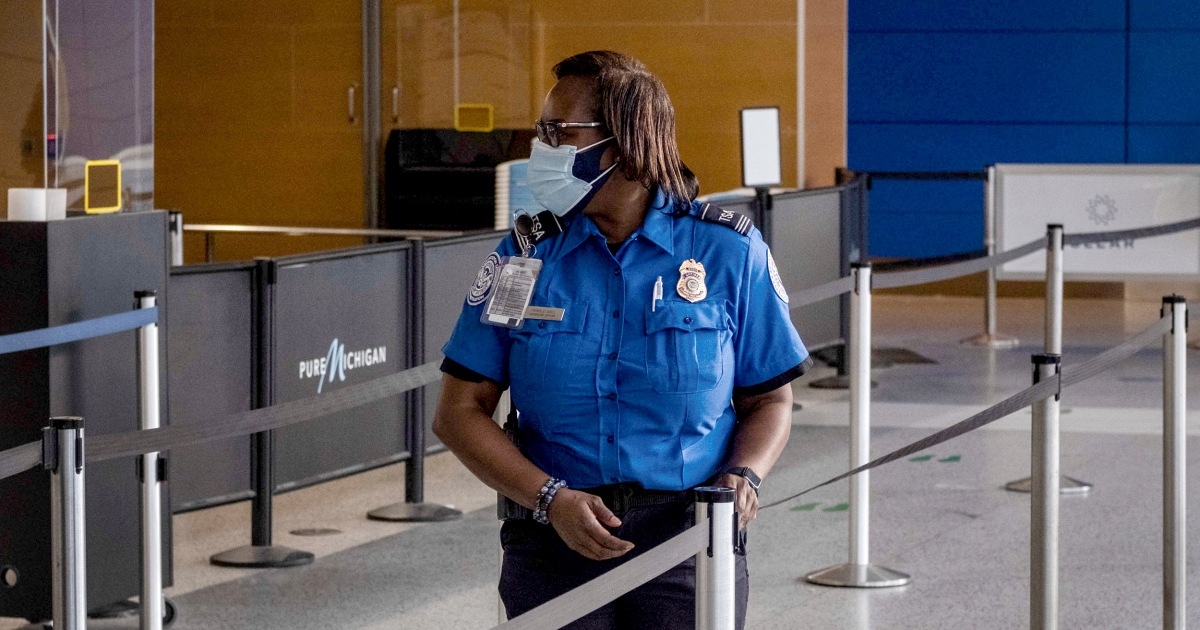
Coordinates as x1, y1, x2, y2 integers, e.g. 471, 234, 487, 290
527, 137, 618, 217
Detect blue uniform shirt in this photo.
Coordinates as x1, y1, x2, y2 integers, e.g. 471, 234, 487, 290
442, 190, 808, 491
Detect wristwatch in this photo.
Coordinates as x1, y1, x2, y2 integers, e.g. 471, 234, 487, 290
720, 466, 761, 495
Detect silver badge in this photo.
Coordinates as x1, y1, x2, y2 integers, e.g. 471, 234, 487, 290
677, 259, 707, 303
767, 249, 788, 303
467, 252, 501, 306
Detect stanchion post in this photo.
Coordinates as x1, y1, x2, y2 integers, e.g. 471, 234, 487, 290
694, 486, 736, 630
1162, 296, 1187, 629
961, 165, 1019, 348
1030, 353, 1062, 630
1045, 224, 1063, 355
805, 264, 909, 588
45, 416, 87, 630
135, 292, 164, 630
368, 240, 462, 523
211, 259, 314, 568
1007, 225, 1090, 495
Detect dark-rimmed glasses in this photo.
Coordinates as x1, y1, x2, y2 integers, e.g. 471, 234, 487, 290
534, 120, 604, 148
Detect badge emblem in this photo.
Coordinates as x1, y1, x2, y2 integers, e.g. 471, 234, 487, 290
467, 252, 501, 306
676, 259, 707, 303
767, 249, 788, 303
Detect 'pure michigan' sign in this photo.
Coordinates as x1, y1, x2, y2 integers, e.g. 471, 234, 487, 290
299, 338, 388, 394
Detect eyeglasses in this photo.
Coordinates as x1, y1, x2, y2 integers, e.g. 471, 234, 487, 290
534, 120, 604, 148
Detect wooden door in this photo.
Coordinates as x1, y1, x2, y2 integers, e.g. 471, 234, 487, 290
157, 3, 366, 263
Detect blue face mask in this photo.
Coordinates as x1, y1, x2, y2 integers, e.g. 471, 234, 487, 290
527, 137, 618, 217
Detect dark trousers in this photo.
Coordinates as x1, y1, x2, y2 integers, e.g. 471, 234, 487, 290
498, 499, 748, 629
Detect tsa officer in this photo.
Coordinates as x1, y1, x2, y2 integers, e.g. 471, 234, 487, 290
433, 50, 808, 629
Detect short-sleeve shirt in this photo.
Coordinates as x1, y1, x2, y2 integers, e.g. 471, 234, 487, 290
442, 190, 808, 491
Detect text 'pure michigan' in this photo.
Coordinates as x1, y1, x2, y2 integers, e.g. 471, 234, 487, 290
298, 339, 388, 394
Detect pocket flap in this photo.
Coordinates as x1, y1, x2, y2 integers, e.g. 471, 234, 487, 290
645, 301, 726, 334
518, 303, 588, 335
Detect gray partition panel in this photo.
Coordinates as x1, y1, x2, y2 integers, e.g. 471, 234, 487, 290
270, 243, 413, 491
167, 263, 255, 512
766, 188, 844, 351
422, 230, 508, 452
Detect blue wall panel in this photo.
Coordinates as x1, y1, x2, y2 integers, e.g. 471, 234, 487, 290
868, 212, 984, 259
849, 123, 1127, 171
1128, 125, 1200, 162
1128, 33, 1200, 123
849, 0, 1199, 259
1130, 0, 1200, 30
850, 0, 1125, 32
850, 33, 1126, 123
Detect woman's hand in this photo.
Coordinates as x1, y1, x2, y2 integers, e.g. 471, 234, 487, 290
547, 489, 635, 561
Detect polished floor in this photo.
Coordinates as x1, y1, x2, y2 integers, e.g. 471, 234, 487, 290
4, 293, 1198, 629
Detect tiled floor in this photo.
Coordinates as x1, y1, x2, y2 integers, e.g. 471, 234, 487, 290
4, 294, 1197, 629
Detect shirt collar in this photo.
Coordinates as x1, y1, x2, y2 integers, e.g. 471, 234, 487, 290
558, 188, 676, 257
634, 189, 675, 255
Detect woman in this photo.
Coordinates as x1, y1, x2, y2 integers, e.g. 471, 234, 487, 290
433, 50, 808, 629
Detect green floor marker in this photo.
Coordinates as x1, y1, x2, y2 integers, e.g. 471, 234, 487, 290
909, 455, 934, 462
939, 455, 961, 463
823, 503, 850, 512
790, 502, 819, 512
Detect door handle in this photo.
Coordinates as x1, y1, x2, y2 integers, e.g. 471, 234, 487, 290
391, 86, 400, 124
348, 84, 359, 124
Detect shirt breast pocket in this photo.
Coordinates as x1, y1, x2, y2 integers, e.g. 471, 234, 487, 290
644, 301, 728, 394
509, 304, 590, 391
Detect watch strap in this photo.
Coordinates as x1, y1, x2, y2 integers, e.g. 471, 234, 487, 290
721, 466, 761, 493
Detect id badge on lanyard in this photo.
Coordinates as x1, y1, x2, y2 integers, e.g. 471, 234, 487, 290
480, 256, 542, 329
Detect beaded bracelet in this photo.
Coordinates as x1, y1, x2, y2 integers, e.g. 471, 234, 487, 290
533, 477, 568, 525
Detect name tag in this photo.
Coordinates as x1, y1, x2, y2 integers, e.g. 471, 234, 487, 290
524, 306, 565, 321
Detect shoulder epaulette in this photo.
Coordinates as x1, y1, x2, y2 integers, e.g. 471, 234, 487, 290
510, 210, 564, 253
697, 202, 753, 236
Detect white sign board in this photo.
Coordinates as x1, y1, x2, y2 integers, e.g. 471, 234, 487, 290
740, 107, 781, 188
996, 164, 1200, 280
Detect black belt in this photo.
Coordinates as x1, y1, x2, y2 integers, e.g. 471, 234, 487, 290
500, 483, 692, 521
577, 483, 692, 515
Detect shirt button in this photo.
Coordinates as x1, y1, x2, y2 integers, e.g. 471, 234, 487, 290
683, 316, 693, 324
613, 268, 621, 276
607, 392, 617, 400
608, 352, 618, 360
612, 310, 620, 318
538, 322, 546, 329
610, 476, 619, 483
607, 435, 615, 443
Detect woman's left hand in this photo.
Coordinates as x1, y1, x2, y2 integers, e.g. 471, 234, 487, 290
714, 473, 758, 529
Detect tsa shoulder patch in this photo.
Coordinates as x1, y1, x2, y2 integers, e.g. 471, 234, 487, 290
698, 203, 752, 236
767, 248, 788, 303
467, 252, 502, 306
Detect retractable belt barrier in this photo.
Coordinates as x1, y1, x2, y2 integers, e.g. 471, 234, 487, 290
86, 360, 443, 463
761, 313, 1173, 510
0, 308, 158, 356
495, 524, 709, 630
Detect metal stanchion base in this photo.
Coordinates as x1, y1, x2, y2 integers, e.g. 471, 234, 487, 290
367, 502, 463, 522
804, 563, 911, 588
209, 545, 315, 568
1003, 475, 1092, 495
958, 332, 1020, 349
88, 597, 177, 626
807, 375, 878, 390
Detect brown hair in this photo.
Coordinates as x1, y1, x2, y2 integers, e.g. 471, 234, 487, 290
552, 50, 699, 208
